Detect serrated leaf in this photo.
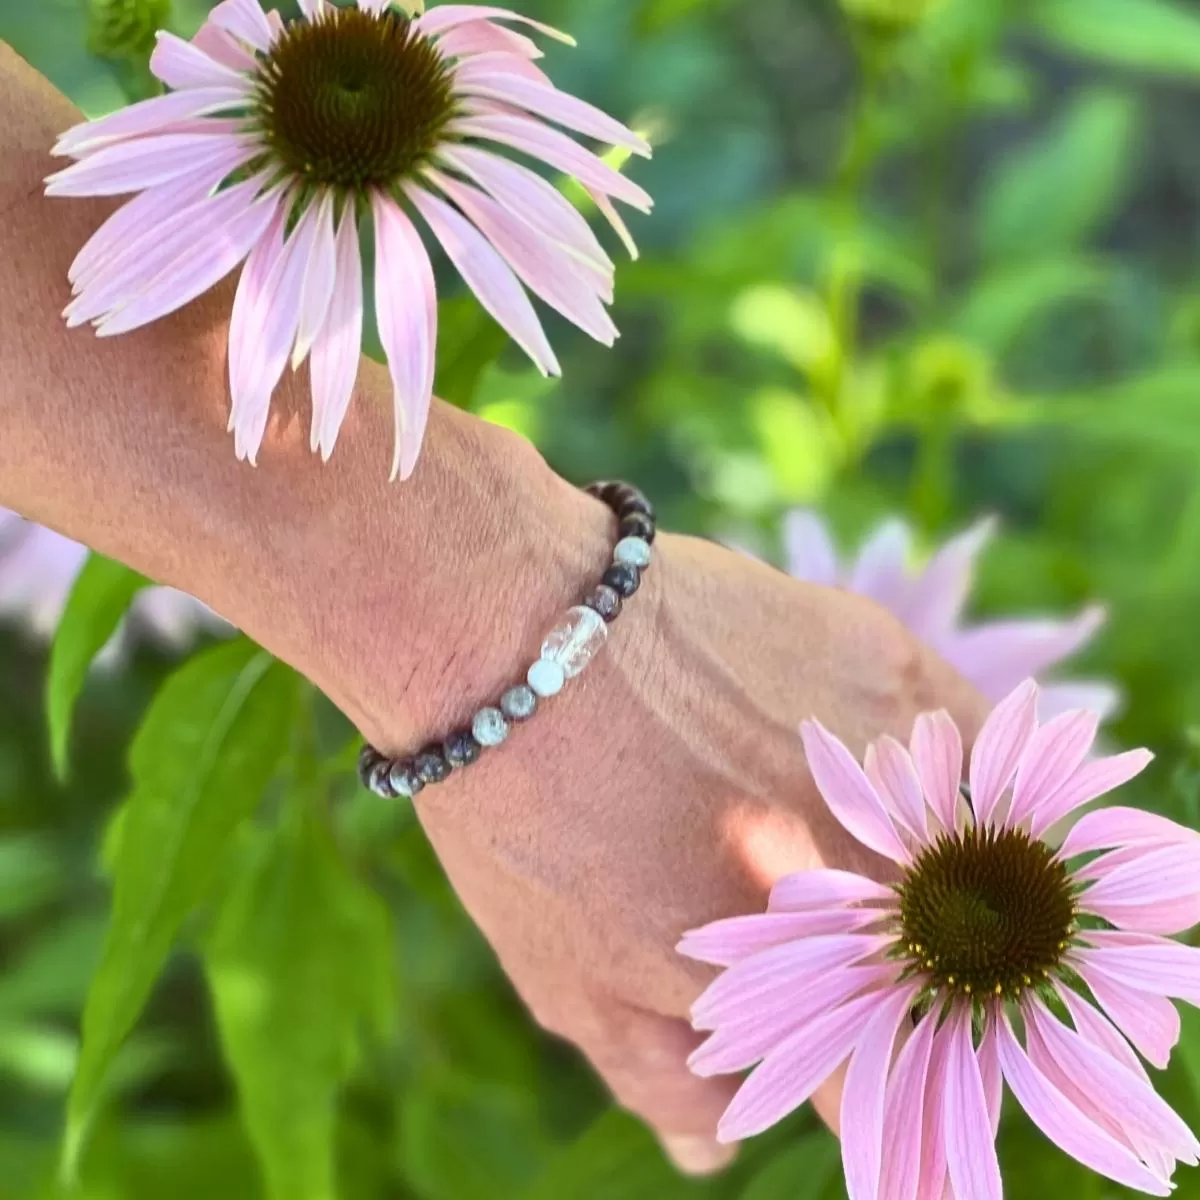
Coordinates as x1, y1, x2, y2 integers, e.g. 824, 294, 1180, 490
204, 811, 395, 1200
979, 90, 1140, 262
1035, 0, 1200, 78
46, 554, 148, 778
64, 640, 296, 1173
738, 1132, 837, 1200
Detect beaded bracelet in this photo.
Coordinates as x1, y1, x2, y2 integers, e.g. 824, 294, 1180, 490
356, 480, 656, 800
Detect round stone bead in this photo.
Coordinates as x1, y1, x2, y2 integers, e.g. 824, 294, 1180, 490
472, 707, 510, 747
388, 759, 425, 799
527, 657, 566, 697
598, 481, 631, 509
584, 480, 612, 499
613, 536, 652, 569
358, 745, 384, 788
604, 562, 641, 598
618, 493, 655, 521
584, 584, 622, 623
414, 747, 451, 784
541, 605, 607, 678
619, 512, 656, 543
501, 684, 538, 721
367, 758, 398, 799
444, 730, 482, 767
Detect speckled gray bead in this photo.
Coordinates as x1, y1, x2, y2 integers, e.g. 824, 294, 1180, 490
501, 685, 538, 721
368, 759, 397, 799
527, 657, 566, 697
415, 748, 451, 784
472, 706, 509, 747
388, 760, 425, 799
614, 536, 652, 569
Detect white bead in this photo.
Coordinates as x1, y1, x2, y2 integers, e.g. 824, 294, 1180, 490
614, 536, 652, 568
527, 658, 566, 697
541, 605, 607, 679
472, 706, 509, 747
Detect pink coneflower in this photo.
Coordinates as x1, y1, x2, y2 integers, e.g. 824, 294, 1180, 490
784, 510, 1118, 721
680, 680, 1200, 1197
47, 0, 651, 478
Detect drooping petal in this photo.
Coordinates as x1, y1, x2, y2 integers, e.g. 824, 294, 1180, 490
678, 906, 884, 967
436, 19, 543, 60
783, 510, 840, 586
1030, 749, 1155, 838
416, 4, 576, 46
292, 191, 337, 369
842, 984, 920, 1200
800, 720, 910, 864
192, 20, 259, 72
848, 518, 912, 614
903, 517, 995, 644
208, 0, 275, 53
150, 31, 252, 91
995, 1013, 1172, 1196
865, 735, 928, 842
943, 1005, 1001, 1200
586, 186, 639, 259
1074, 938, 1200, 1008
977, 1017, 1003, 1137
228, 207, 285, 439
915, 1022, 951, 1200
310, 206, 364, 459
406, 182, 559, 375
716, 991, 879, 1142
449, 48, 551, 84
1007, 708, 1100, 829
1080, 844, 1200, 910
909, 709, 963, 832
372, 193, 437, 481
1088, 894, 1200, 937
1059, 806, 1200, 859
1059, 986, 1148, 1083
1070, 959, 1181, 1069
968, 678, 1039, 826
880, 1007, 938, 1200
767, 868, 895, 912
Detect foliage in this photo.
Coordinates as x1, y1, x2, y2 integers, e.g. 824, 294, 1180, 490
2, 0, 1200, 1195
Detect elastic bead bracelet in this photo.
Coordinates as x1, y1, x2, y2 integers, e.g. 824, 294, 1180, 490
356, 480, 656, 800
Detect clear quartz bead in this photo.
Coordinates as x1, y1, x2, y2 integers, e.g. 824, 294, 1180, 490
541, 605, 608, 679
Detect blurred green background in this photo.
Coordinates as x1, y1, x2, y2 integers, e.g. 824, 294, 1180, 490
4, 0, 1200, 1194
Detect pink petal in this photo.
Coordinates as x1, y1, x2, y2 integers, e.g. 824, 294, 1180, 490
1059, 806, 1200, 859
800, 720, 910, 864
96, 182, 280, 336
880, 1007, 938, 1200
208, 0, 274, 53
405, 182, 559, 375
1089, 894, 1200, 937
451, 48, 551, 84
847, 518, 912, 614
436, 19, 542, 60
943, 1005, 1001, 1200
372, 194, 437, 481
688, 964, 897, 1077
768, 868, 895, 913
1006, 708, 1099, 829
678, 906, 884, 968
228, 206, 285, 433
1071, 959, 1181, 1069
716, 990, 880, 1142
292, 191, 337, 369
1081, 844, 1200, 909
424, 168, 616, 344
298, 0, 325, 17
150, 31, 251, 91
784, 510, 839, 586
586, 186, 639, 259
968, 679, 1039, 826
978, 1016, 1003, 1136
842, 984, 920, 1200
439, 144, 613, 273
448, 112, 652, 211
909, 710, 963, 832
310, 207, 364, 460
1060, 985, 1148, 1082
456, 72, 650, 156
416, 4, 575, 45
192, 20, 258, 72
865, 735, 928, 842
1037, 681, 1122, 722
1030, 749, 1155, 839
691, 934, 896, 1028
916, 1023, 951, 1200
53, 89, 248, 158
1074, 939, 1200, 1008
902, 517, 995, 644
995, 1013, 1172, 1195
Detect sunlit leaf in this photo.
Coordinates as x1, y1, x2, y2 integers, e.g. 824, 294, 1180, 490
1035, 0, 1200, 78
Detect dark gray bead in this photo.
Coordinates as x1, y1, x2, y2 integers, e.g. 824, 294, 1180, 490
604, 562, 641, 598
584, 583, 622, 623
444, 730, 482, 767
619, 511, 655, 543
388, 759, 425, 799
358, 745, 384, 787
619, 494, 655, 521
414, 747, 451, 784
501, 684, 538, 721
584, 480, 612, 499
367, 758, 398, 799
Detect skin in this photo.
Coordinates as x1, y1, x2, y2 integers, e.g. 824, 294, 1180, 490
0, 44, 990, 1174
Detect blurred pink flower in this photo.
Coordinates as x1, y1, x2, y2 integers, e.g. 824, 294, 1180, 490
48, 0, 651, 479
681, 681, 1200, 1196
0, 509, 228, 655
784, 510, 1118, 720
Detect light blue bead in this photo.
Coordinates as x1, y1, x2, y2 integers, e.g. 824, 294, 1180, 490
527, 657, 566, 697
614, 536, 652, 568
472, 707, 509, 747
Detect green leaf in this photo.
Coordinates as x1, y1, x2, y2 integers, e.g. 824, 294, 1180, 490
434, 297, 510, 409
46, 554, 148, 778
1034, 0, 1200, 78
65, 641, 296, 1174
978, 90, 1140, 262
204, 811, 395, 1200
738, 1131, 838, 1200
